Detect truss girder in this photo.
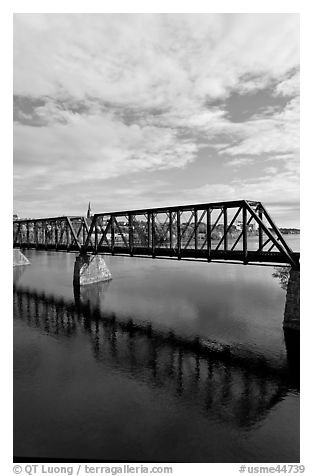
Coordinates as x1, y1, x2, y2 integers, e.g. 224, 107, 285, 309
13, 200, 299, 267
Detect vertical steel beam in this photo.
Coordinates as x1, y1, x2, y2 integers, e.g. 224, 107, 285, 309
151, 213, 155, 257
40, 223, 43, 246
67, 221, 72, 250
111, 214, 115, 255
48, 222, 52, 246
207, 208, 211, 261
34, 223, 38, 247
224, 207, 228, 252
83, 219, 86, 244
258, 206, 263, 251
194, 208, 198, 251
94, 217, 98, 252
46, 223, 50, 246
43, 222, 47, 248
55, 222, 58, 249
40, 222, 43, 247
147, 213, 151, 249
31, 223, 35, 245
129, 213, 134, 256
26, 222, 29, 248
169, 211, 173, 253
242, 205, 248, 264
177, 210, 181, 259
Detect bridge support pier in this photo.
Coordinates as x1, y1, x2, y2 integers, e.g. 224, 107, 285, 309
284, 328, 300, 387
283, 268, 300, 331
13, 248, 30, 267
73, 253, 112, 287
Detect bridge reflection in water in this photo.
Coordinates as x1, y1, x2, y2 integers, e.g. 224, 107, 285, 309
13, 280, 299, 431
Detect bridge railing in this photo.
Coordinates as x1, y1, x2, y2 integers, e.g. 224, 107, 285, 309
13, 200, 299, 267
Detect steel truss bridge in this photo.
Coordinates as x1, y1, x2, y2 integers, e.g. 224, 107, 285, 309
13, 200, 300, 268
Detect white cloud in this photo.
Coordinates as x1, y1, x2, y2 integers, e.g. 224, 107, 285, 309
216, 97, 299, 158
14, 13, 299, 105
275, 70, 300, 97
224, 157, 254, 168
14, 109, 198, 187
13, 13, 300, 219
180, 170, 299, 206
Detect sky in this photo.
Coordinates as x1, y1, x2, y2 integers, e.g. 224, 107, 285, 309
13, 13, 300, 226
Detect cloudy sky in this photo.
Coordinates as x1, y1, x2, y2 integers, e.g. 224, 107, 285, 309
13, 13, 299, 226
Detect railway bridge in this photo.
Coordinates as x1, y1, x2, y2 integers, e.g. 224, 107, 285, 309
13, 199, 300, 330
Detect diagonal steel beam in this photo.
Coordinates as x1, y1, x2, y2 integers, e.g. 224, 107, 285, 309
69, 220, 83, 247
210, 209, 223, 235
81, 214, 98, 253
261, 205, 293, 254
230, 213, 254, 251
173, 210, 194, 252
183, 210, 206, 250
180, 210, 195, 241
244, 202, 296, 267
200, 208, 224, 251
256, 237, 271, 253
113, 216, 129, 248
154, 212, 171, 246
66, 217, 81, 250
97, 218, 112, 248
215, 207, 242, 251
200, 208, 210, 250
268, 243, 276, 253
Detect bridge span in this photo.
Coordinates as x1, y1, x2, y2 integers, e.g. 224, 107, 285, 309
14, 199, 299, 268
13, 199, 300, 331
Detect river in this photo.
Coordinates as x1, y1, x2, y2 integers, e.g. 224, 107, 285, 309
13, 234, 300, 462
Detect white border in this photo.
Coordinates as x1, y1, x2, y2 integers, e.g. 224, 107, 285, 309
3, 3, 310, 474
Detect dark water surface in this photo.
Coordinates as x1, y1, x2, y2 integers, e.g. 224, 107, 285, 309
13, 242, 300, 462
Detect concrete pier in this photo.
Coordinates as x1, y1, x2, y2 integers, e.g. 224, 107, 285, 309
283, 268, 300, 331
73, 254, 112, 286
13, 249, 30, 267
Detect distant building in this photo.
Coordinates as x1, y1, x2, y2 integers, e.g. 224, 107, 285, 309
234, 220, 243, 231
234, 220, 259, 232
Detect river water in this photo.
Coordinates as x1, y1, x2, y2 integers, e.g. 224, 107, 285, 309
13, 235, 300, 462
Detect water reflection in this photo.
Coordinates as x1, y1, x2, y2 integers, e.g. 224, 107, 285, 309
13, 285, 299, 430
73, 280, 111, 308
13, 266, 27, 284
